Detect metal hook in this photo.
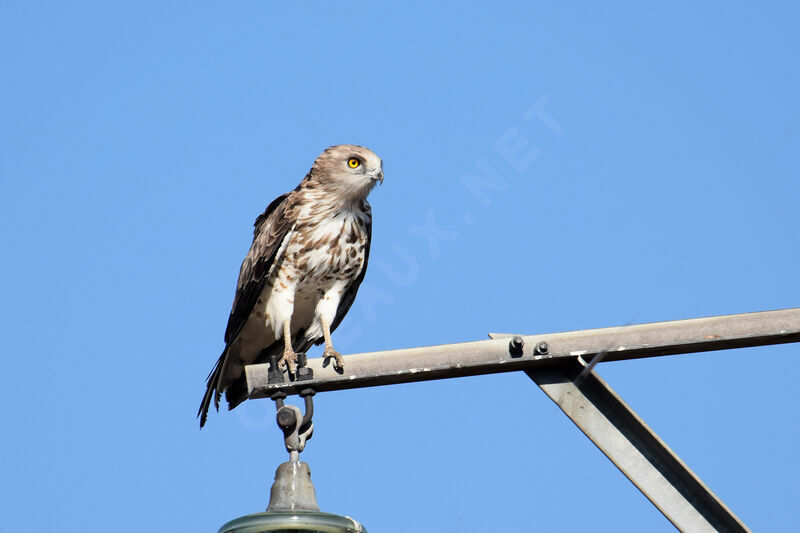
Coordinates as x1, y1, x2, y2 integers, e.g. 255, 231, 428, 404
273, 388, 316, 454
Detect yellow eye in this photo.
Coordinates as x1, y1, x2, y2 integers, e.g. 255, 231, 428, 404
348, 157, 361, 168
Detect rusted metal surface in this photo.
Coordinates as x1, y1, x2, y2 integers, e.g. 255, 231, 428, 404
247, 307, 800, 398
528, 359, 750, 533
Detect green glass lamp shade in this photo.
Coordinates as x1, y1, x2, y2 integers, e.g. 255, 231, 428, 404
218, 510, 367, 533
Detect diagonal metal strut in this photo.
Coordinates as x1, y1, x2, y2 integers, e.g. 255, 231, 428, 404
527, 360, 749, 532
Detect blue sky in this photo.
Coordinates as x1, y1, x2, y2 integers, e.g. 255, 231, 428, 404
1, 1, 798, 531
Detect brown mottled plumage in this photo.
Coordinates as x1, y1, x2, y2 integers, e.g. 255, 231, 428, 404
198, 145, 383, 427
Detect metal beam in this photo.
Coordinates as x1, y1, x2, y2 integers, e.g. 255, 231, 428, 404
247, 307, 800, 398
527, 360, 750, 532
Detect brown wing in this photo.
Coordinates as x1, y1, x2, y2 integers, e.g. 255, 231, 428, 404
321, 208, 372, 339
198, 191, 295, 427
223, 192, 295, 344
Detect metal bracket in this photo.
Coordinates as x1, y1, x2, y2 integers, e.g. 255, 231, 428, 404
273, 389, 315, 456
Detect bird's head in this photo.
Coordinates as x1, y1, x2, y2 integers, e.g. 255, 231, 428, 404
307, 144, 383, 199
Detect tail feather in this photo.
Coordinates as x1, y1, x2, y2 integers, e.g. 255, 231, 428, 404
198, 349, 226, 428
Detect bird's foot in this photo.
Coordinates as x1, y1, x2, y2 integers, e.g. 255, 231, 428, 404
322, 347, 344, 372
278, 348, 299, 375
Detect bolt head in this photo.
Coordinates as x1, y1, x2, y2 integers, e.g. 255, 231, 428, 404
535, 341, 549, 355
509, 336, 524, 355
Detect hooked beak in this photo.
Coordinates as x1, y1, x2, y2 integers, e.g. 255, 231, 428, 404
372, 169, 384, 185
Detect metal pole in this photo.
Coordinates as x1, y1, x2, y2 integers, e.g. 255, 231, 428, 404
527, 359, 750, 532
247, 307, 800, 398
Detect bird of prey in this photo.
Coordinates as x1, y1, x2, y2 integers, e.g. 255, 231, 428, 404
198, 145, 383, 427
